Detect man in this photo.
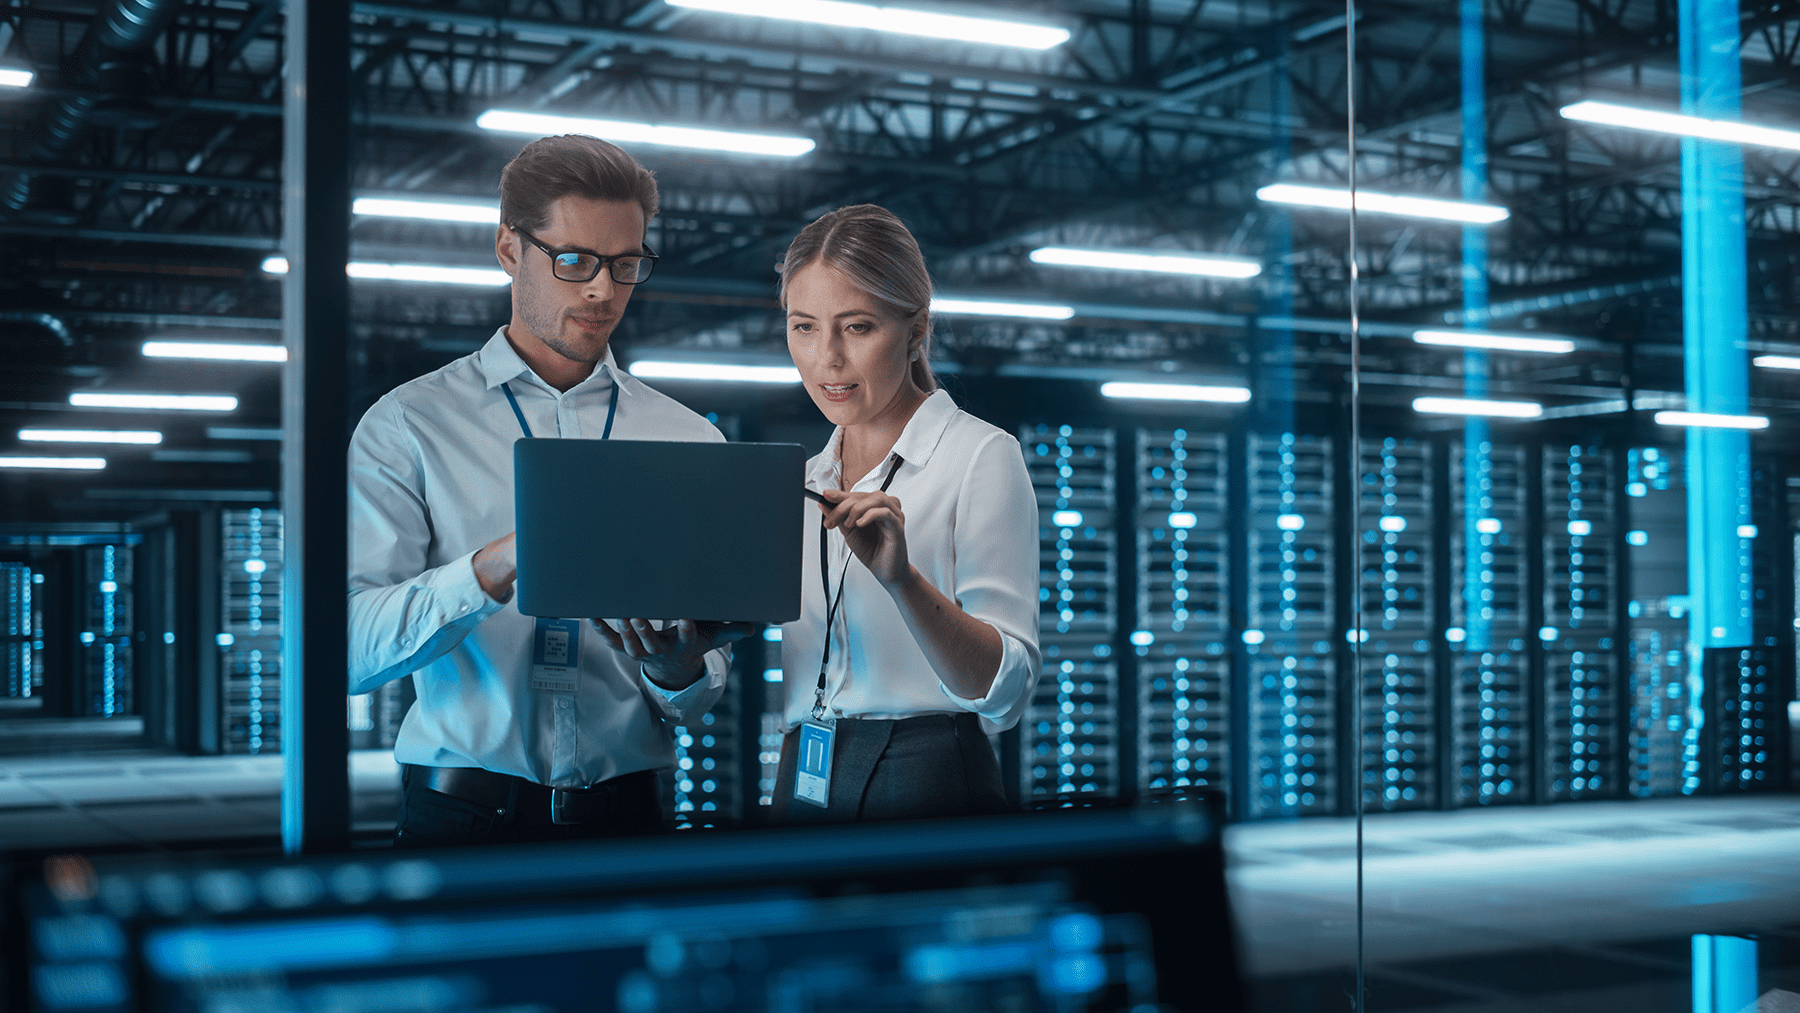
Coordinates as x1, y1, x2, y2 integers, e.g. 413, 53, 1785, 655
348, 134, 746, 846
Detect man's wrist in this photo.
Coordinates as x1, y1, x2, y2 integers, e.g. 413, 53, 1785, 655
643, 656, 707, 691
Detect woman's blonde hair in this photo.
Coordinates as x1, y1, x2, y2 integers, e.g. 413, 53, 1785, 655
778, 204, 936, 393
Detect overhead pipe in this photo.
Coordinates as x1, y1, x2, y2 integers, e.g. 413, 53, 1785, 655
0, 0, 182, 215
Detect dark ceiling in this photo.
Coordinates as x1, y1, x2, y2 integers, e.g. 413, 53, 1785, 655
2, 0, 1799, 521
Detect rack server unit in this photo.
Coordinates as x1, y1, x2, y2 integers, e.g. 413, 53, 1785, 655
672, 668, 741, 826
1543, 444, 1618, 800
1020, 424, 1120, 800
1135, 429, 1229, 800
78, 544, 134, 717
3, 562, 39, 700
1449, 440, 1528, 804
1360, 437, 1436, 811
221, 509, 281, 754
1623, 446, 1693, 795
1245, 432, 1336, 816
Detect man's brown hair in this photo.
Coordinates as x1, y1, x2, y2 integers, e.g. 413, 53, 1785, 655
498, 134, 659, 233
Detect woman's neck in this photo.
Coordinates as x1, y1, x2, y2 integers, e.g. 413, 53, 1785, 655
838, 385, 930, 484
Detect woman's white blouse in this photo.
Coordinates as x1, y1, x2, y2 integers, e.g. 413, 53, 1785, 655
779, 389, 1042, 732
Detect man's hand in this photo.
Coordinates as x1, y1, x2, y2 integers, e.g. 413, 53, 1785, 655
592, 619, 755, 691
471, 532, 518, 602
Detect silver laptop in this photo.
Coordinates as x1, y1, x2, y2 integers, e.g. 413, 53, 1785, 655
514, 438, 806, 622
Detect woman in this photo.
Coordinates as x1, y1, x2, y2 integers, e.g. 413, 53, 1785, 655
772, 204, 1041, 823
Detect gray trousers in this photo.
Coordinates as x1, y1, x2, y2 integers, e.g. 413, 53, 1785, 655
771, 711, 1012, 823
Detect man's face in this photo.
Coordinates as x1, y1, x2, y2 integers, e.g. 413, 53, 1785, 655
496, 195, 647, 370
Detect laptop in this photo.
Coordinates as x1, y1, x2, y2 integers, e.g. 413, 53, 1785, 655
513, 438, 806, 622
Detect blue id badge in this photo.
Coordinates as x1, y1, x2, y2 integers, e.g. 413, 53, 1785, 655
793, 716, 836, 808
529, 617, 581, 693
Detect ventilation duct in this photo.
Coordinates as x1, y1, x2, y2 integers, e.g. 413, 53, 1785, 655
0, 0, 181, 216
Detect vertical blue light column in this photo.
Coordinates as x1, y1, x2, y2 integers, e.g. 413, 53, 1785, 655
1692, 934, 1759, 1013
1460, 0, 1495, 654
1678, 0, 1752, 791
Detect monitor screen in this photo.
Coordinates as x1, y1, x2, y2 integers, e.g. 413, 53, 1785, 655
21, 800, 1239, 1013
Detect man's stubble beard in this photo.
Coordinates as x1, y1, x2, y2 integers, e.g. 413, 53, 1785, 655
518, 280, 616, 367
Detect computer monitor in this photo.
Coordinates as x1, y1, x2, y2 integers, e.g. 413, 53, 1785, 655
19, 800, 1241, 1012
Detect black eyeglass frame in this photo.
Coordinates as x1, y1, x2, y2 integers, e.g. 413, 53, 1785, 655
510, 225, 659, 285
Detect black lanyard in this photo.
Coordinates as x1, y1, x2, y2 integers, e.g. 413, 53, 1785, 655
501, 371, 618, 440
813, 454, 904, 717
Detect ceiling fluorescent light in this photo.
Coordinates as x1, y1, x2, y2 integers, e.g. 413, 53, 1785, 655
1653, 410, 1770, 430
19, 429, 162, 445
1029, 247, 1262, 279
1412, 396, 1543, 418
0, 67, 32, 89
1561, 100, 1800, 152
1100, 381, 1252, 403
143, 341, 288, 362
349, 262, 511, 286
0, 456, 105, 470
260, 257, 510, 286
69, 393, 238, 411
1413, 329, 1576, 354
931, 297, 1075, 320
629, 362, 802, 384
476, 110, 816, 158
353, 197, 501, 224
1257, 183, 1509, 224
1753, 354, 1800, 370
666, 0, 1070, 50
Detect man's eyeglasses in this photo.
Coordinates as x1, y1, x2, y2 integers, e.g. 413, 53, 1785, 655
512, 226, 658, 285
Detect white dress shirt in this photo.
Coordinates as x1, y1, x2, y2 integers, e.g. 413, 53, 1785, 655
348, 328, 731, 787
779, 389, 1041, 733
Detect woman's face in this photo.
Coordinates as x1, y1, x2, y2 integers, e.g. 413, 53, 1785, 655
785, 262, 923, 430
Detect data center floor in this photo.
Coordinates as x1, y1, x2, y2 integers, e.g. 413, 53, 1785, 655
1, 745, 1795, 1011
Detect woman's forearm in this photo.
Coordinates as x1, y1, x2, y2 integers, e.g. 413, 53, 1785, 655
885, 565, 1003, 700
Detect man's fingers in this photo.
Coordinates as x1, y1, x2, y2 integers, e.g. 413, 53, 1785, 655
590, 618, 625, 651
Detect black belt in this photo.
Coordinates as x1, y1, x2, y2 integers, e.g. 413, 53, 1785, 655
407, 764, 660, 826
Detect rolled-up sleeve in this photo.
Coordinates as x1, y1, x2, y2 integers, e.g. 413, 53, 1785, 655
347, 395, 505, 695
939, 431, 1042, 730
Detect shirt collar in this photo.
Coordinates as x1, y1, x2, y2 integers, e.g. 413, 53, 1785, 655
476, 326, 634, 397
804, 388, 958, 490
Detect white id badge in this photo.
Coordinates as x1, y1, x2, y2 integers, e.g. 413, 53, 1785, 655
529, 617, 581, 693
793, 717, 836, 808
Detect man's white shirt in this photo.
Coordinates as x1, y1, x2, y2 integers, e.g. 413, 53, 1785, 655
348, 327, 730, 787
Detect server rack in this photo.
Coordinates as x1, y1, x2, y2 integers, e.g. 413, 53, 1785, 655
1543, 444, 1619, 800
1450, 440, 1528, 804
1135, 428, 1230, 801
1361, 437, 1437, 811
77, 544, 135, 717
672, 665, 741, 826
1019, 424, 1120, 800
220, 509, 281, 754
2, 562, 39, 702
1623, 446, 1692, 796
1245, 432, 1335, 817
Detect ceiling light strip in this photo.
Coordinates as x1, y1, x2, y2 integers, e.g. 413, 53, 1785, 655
1561, 100, 1800, 151
1412, 396, 1543, 418
1029, 247, 1262, 279
1652, 410, 1770, 430
476, 110, 816, 158
1413, 329, 1576, 354
1100, 381, 1252, 403
665, 0, 1070, 50
143, 341, 288, 362
69, 393, 239, 411
19, 429, 163, 445
1257, 183, 1509, 224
